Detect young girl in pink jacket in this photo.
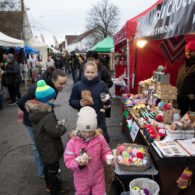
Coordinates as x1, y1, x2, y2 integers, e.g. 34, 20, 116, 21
64, 106, 113, 195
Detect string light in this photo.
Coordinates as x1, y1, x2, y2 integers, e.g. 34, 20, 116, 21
136, 39, 147, 48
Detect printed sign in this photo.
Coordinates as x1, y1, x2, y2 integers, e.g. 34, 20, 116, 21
136, 0, 195, 39
130, 121, 140, 142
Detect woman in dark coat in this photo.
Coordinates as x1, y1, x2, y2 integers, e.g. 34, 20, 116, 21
2, 53, 21, 105
177, 41, 195, 115
69, 61, 110, 143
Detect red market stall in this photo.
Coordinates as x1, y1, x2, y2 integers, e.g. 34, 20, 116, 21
134, 0, 195, 93
114, 0, 195, 95
114, 0, 163, 96
120, 1, 195, 194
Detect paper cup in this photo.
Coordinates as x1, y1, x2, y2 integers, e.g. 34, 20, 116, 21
106, 154, 114, 165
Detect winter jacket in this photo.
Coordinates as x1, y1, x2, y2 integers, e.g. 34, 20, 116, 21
2, 60, 21, 87
17, 75, 58, 127
176, 58, 195, 115
64, 130, 112, 195
69, 75, 109, 122
26, 100, 66, 164
99, 64, 113, 89
70, 55, 79, 70
177, 59, 195, 97
55, 59, 64, 69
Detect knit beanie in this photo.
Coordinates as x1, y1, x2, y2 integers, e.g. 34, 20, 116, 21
7, 53, 14, 61
185, 41, 195, 52
76, 106, 97, 131
35, 80, 56, 103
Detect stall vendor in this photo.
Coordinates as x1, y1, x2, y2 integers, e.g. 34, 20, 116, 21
177, 41, 195, 115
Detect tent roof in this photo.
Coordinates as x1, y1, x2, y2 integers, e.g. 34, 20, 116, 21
90, 37, 114, 52
28, 36, 47, 48
0, 32, 24, 47
24, 45, 39, 54
49, 46, 60, 53
114, 0, 163, 45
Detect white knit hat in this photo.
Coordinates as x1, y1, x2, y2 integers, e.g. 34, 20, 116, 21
76, 106, 97, 131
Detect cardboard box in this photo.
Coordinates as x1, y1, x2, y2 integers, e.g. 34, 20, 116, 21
153, 71, 170, 83
156, 82, 171, 91
170, 86, 177, 93
163, 109, 174, 124
157, 72, 170, 83
154, 92, 177, 100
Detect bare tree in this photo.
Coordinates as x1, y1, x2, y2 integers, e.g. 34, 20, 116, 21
86, 0, 120, 46
0, 0, 20, 11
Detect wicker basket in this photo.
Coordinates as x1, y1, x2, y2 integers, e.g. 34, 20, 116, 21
117, 143, 151, 171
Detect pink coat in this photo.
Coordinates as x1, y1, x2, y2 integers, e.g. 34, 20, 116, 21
64, 134, 112, 195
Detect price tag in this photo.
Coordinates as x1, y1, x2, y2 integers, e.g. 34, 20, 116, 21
130, 121, 140, 142
126, 119, 133, 130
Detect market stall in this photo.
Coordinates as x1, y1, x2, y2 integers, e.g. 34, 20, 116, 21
120, 69, 195, 194
113, 0, 163, 96
48, 46, 60, 54
0, 31, 24, 47
90, 36, 114, 53
90, 36, 114, 70
117, 1, 195, 194
133, 0, 195, 93
28, 36, 48, 64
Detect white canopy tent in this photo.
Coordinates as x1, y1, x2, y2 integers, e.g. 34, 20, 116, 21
49, 46, 60, 54
28, 36, 48, 64
0, 32, 24, 47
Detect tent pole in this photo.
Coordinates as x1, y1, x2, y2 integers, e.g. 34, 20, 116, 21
126, 39, 130, 93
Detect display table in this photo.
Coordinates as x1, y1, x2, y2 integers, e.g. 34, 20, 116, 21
121, 115, 195, 195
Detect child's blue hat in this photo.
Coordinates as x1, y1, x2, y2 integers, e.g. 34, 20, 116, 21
35, 80, 56, 103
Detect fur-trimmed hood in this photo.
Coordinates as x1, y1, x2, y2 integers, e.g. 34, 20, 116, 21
69, 128, 103, 139
25, 100, 52, 124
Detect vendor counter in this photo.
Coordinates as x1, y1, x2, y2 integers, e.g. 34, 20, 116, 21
121, 116, 195, 195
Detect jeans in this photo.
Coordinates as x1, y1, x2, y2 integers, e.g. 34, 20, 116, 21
71, 69, 78, 84
25, 125, 44, 177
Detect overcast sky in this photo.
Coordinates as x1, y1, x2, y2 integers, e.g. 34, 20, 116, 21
24, 0, 157, 45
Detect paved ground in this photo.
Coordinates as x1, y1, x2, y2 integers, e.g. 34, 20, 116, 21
0, 75, 127, 195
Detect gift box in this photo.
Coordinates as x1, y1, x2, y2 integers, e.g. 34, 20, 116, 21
153, 71, 170, 83
156, 82, 171, 92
